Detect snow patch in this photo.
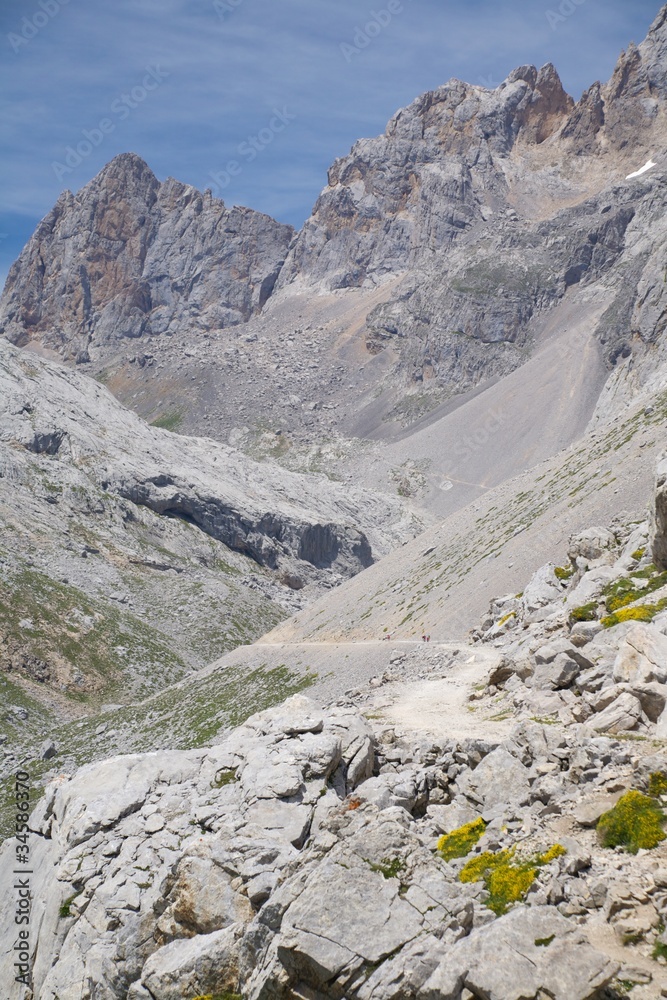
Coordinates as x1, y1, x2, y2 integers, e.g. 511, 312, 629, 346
626, 159, 657, 180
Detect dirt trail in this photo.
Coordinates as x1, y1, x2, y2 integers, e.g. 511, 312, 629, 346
251, 639, 509, 741
365, 647, 513, 741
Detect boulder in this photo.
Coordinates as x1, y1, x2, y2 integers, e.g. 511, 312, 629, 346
277, 861, 424, 986
574, 792, 625, 828
591, 692, 644, 733
612, 623, 667, 686
420, 906, 618, 1000
570, 621, 604, 646
521, 564, 563, 613
457, 747, 531, 809
568, 527, 617, 563
139, 926, 241, 1000
532, 653, 580, 690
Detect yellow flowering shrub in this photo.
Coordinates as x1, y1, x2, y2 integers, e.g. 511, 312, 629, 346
597, 791, 666, 854
459, 844, 567, 916
649, 772, 667, 798
437, 818, 487, 862
537, 844, 567, 865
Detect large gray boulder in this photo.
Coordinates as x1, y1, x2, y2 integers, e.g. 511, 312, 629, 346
456, 746, 531, 809
612, 624, 667, 686
420, 906, 618, 1000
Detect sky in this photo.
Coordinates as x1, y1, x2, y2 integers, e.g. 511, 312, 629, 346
0, 0, 661, 287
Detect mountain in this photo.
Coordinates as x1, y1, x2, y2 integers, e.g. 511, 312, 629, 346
3, 7, 667, 999
1, 11, 666, 502
0, 153, 293, 362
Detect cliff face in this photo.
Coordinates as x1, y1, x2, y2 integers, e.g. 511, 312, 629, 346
275, 64, 574, 292
0, 153, 294, 362
277, 6, 667, 293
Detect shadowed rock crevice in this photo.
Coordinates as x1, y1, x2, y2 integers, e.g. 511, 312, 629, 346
114, 476, 375, 577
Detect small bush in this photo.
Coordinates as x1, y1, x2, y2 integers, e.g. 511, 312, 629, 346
537, 844, 567, 865
570, 603, 598, 623
497, 612, 516, 628
653, 939, 667, 961
437, 818, 487, 862
631, 548, 646, 561
210, 768, 237, 789
459, 844, 566, 916
555, 565, 574, 581
597, 791, 666, 854
602, 598, 667, 628
59, 895, 77, 919
369, 857, 406, 880
649, 772, 667, 798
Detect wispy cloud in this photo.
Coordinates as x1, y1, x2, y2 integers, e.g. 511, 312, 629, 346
0, 0, 660, 288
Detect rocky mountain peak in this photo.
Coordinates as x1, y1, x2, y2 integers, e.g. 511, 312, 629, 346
0, 155, 294, 362
85, 151, 160, 198
581, 5, 667, 110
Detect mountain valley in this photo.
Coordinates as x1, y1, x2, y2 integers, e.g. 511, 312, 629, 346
3, 7, 667, 999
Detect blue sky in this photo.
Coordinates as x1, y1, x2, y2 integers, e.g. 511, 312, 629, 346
0, 0, 661, 287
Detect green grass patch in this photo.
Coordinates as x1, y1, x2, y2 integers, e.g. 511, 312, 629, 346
554, 565, 574, 581
211, 768, 237, 789
653, 939, 667, 961
597, 791, 666, 854
59, 895, 77, 919
0, 567, 190, 706
151, 410, 184, 432
369, 857, 407, 880
569, 603, 598, 624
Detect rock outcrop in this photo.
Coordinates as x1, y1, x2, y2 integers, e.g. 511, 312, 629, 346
0, 153, 294, 361
470, 460, 667, 746
0, 694, 639, 1000
0, 339, 415, 584
652, 452, 667, 568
